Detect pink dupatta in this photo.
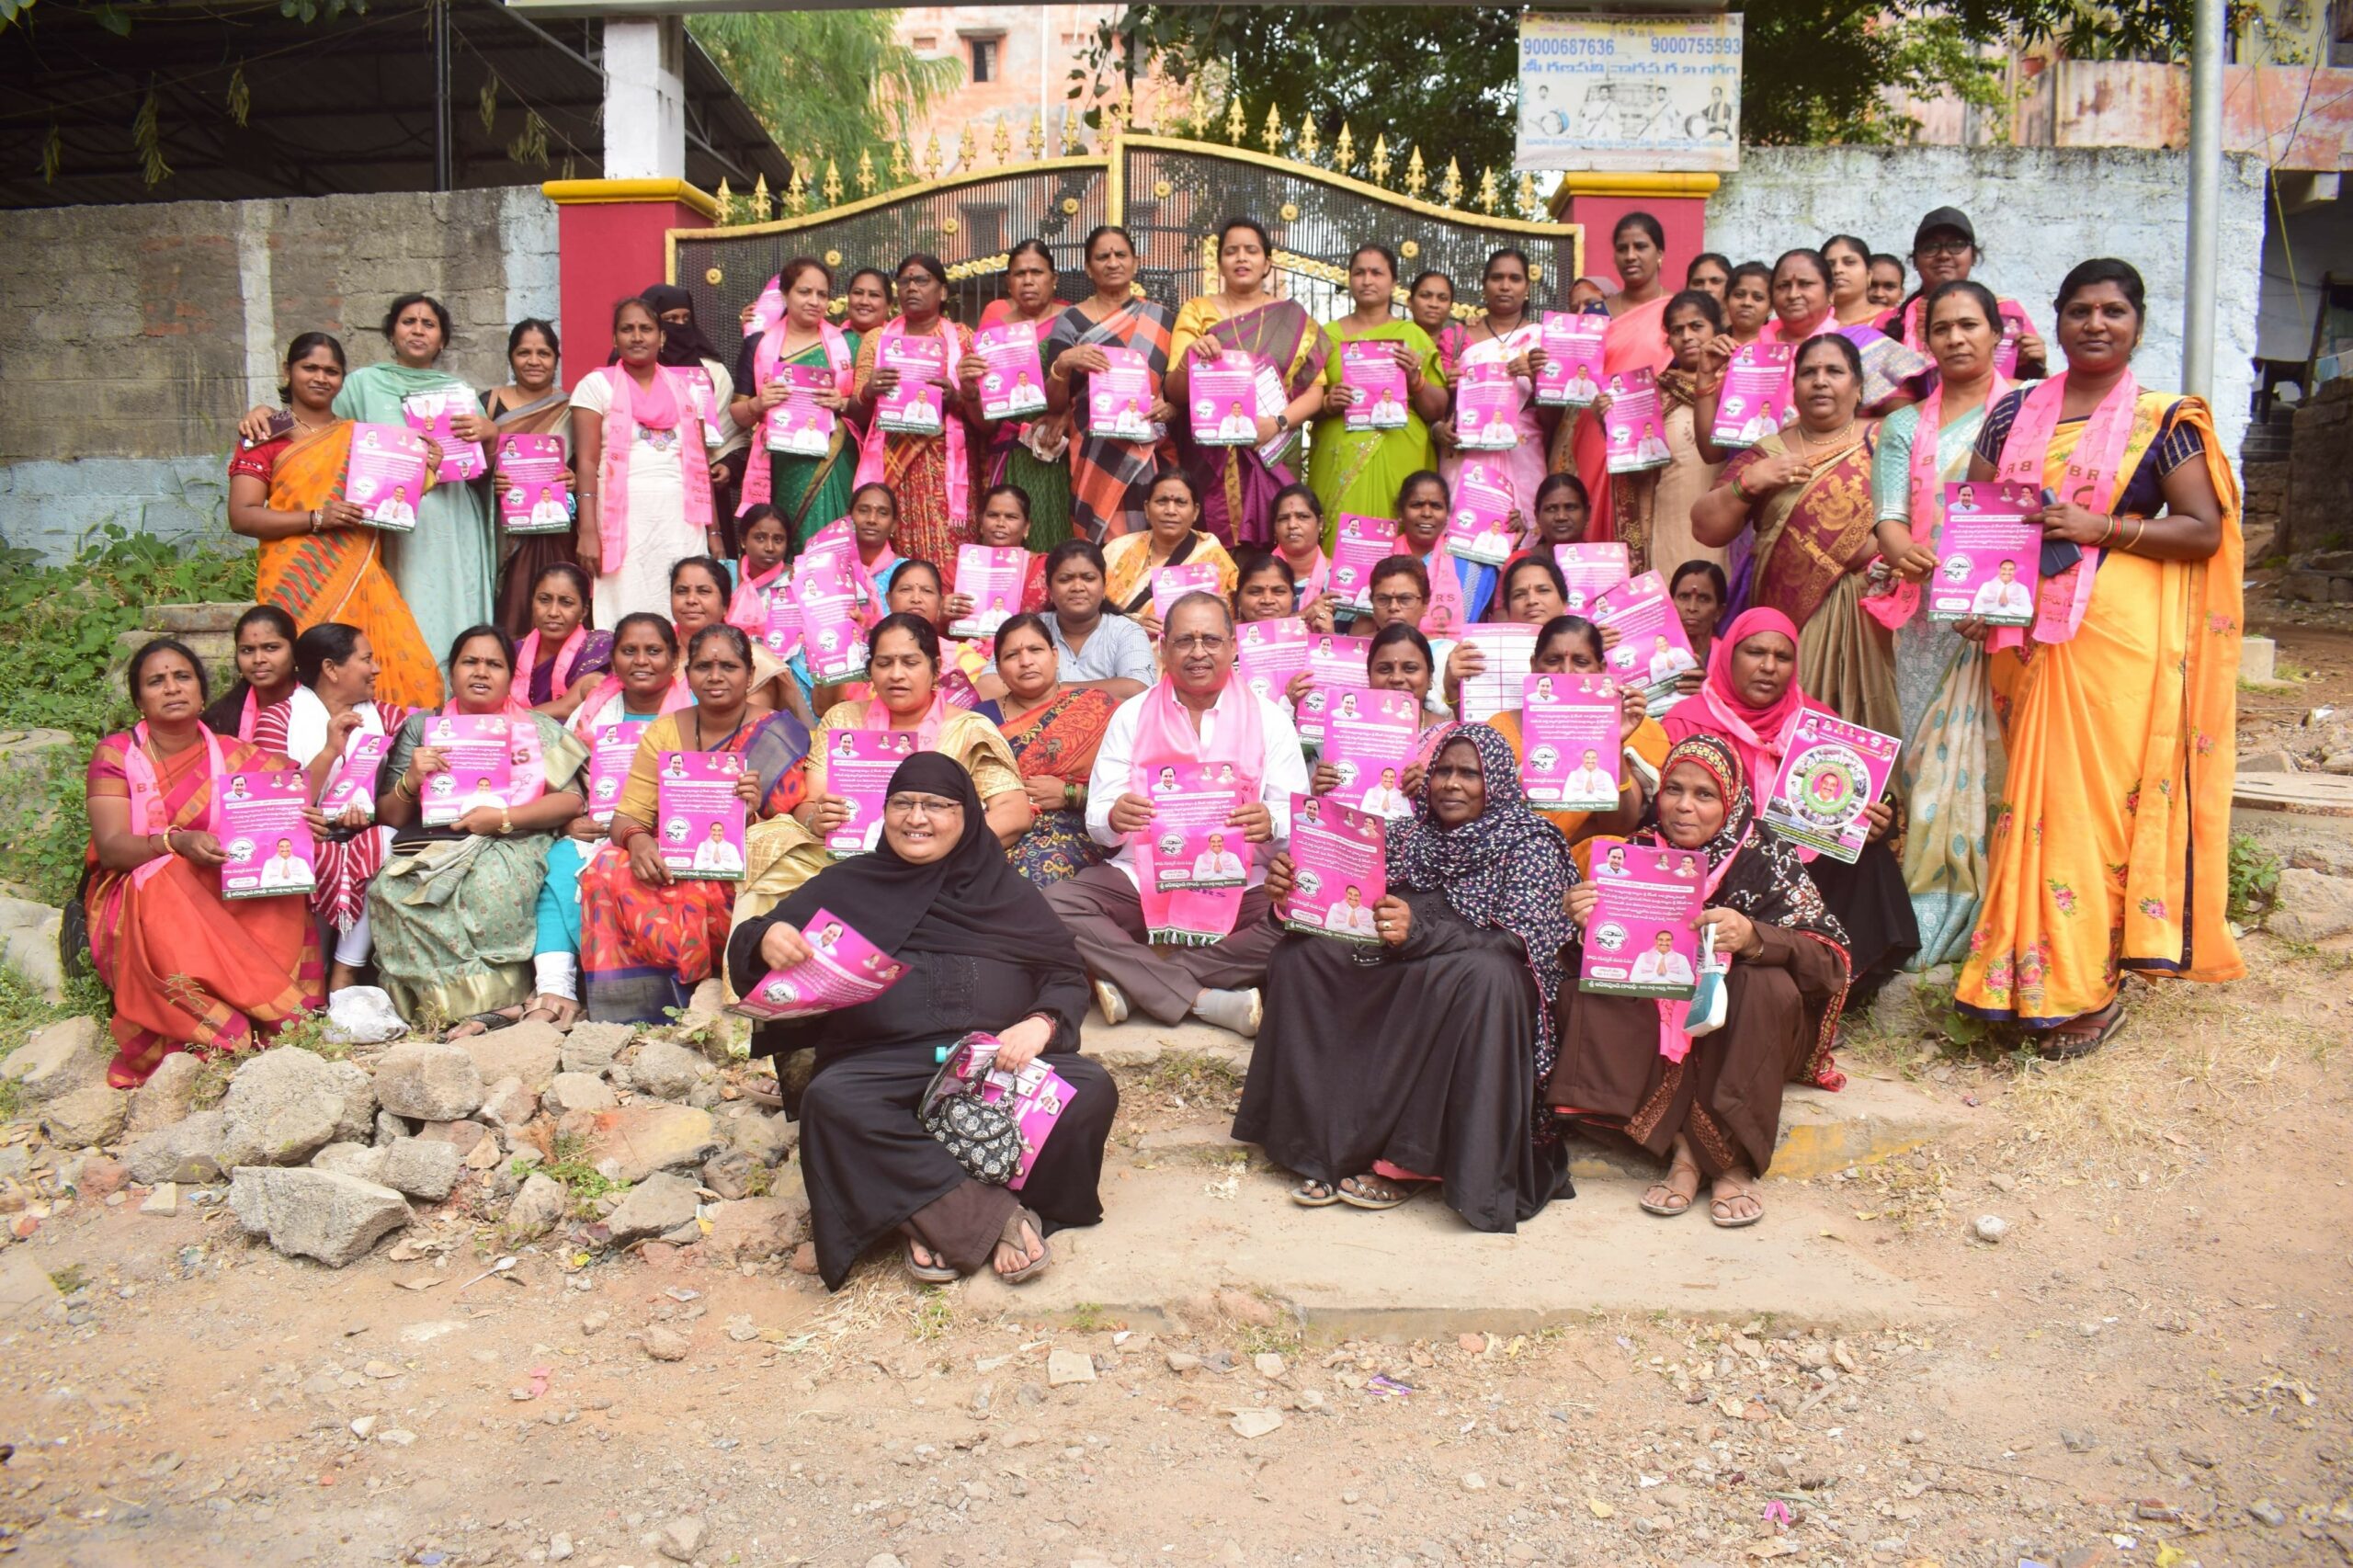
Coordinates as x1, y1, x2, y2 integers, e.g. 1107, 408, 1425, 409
123, 723, 227, 889
727, 559, 789, 634
861, 691, 949, 751
1866, 369, 2008, 631
738, 275, 857, 516
516, 625, 591, 697
594, 364, 714, 574
855, 314, 971, 528
1991, 370, 2141, 649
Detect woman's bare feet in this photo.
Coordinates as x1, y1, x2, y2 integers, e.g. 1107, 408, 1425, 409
327, 962, 363, 994
1642, 1138, 1702, 1217
521, 994, 584, 1028
993, 1209, 1049, 1281
1710, 1166, 1763, 1228
445, 1005, 523, 1040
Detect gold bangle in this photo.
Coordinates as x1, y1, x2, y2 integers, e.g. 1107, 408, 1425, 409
498, 809, 514, 836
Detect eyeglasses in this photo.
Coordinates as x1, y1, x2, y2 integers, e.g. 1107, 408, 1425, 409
884, 794, 963, 816
1165, 634, 1230, 653
1370, 592, 1425, 611
1915, 238, 1973, 258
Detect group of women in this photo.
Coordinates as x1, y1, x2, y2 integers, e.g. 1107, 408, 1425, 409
84, 199, 2238, 1285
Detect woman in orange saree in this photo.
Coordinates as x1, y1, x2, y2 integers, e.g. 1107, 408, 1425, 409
85, 641, 323, 1088
1952, 259, 2241, 1057
227, 333, 445, 710
1556, 214, 1674, 545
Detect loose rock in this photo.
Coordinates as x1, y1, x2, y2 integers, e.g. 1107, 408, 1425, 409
657, 1514, 707, 1561
370, 1041, 485, 1121
449, 1019, 563, 1094
702, 1193, 810, 1263
560, 1021, 632, 1076
124, 1111, 229, 1185
543, 1072, 617, 1115
41, 1084, 129, 1148
216, 1049, 375, 1168
126, 1051, 209, 1137
2271, 868, 2353, 942
585, 1104, 720, 1183
310, 1142, 388, 1184
1047, 1347, 1097, 1386
628, 1039, 710, 1102
643, 1324, 691, 1361
602, 1171, 700, 1244
381, 1137, 463, 1201
0, 1016, 108, 1105
228, 1165, 411, 1267
2249, 1499, 2289, 1528
505, 1172, 567, 1240
139, 1182, 178, 1215
701, 1148, 756, 1199
1973, 1213, 2010, 1243
477, 1075, 538, 1130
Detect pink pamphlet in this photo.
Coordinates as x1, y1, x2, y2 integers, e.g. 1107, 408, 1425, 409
1190, 352, 1261, 447
1296, 631, 1372, 747
1603, 367, 1669, 475
494, 433, 570, 535
1519, 672, 1622, 811
797, 520, 868, 613
1992, 305, 2030, 380
1237, 617, 1311, 710
796, 565, 869, 682
976, 321, 1049, 419
1088, 346, 1156, 440
730, 907, 909, 1020
1455, 623, 1540, 723
1593, 570, 1699, 707
1453, 360, 1520, 451
676, 366, 729, 450
1929, 481, 2040, 628
1760, 712, 1901, 863
1444, 457, 1518, 567
920, 1032, 1075, 1191
1711, 342, 1794, 449
1328, 514, 1401, 614
1340, 340, 1411, 432
1319, 687, 1422, 818
345, 422, 430, 532
1552, 542, 1631, 614
821, 729, 917, 857
400, 390, 486, 481
1579, 842, 1703, 999
320, 733, 390, 822
761, 587, 801, 662
766, 364, 837, 458
417, 714, 511, 827
587, 720, 647, 826
950, 544, 1029, 639
1151, 562, 1222, 623
1535, 312, 1608, 407
1133, 761, 1249, 944
218, 770, 315, 901
655, 751, 748, 881
876, 335, 947, 435
1282, 791, 1386, 943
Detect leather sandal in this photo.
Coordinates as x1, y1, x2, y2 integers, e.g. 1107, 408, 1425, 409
994, 1206, 1051, 1284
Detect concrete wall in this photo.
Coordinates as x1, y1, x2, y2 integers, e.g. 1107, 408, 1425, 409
1704, 146, 2267, 473
0, 186, 557, 563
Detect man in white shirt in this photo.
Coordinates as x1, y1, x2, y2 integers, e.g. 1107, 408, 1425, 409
1563, 748, 1615, 802
1969, 559, 2033, 620
1189, 831, 1248, 883
1645, 635, 1695, 687
1628, 930, 1695, 988
690, 823, 745, 874
1045, 594, 1309, 1039
256, 837, 311, 889
1324, 885, 1378, 937
1358, 767, 1410, 818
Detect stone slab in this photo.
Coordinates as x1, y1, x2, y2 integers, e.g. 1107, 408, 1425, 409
2232, 771, 2353, 816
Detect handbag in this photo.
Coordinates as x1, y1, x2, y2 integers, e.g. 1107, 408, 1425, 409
917, 1033, 1025, 1185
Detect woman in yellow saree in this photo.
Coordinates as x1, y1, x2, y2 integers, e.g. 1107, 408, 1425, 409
1955, 258, 2240, 1057
227, 333, 445, 710
1307, 244, 1448, 537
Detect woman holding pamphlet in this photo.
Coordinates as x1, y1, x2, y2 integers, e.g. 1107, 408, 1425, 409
83, 640, 322, 1087
483, 318, 579, 639
1240, 722, 1573, 1230
848, 253, 979, 567
1548, 733, 1851, 1228
369, 626, 589, 1030
1952, 258, 2240, 1058
1866, 280, 2015, 965
968, 240, 1076, 550
331, 294, 498, 668
1486, 615, 1663, 857
733, 257, 861, 553
577, 625, 812, 1022
1559, 216, 1677, 553
1723, 263, 1774, 349
1041, 224, 1176, 543
1669, 562, 1727, 693
571, 297, 720, 628
1165, 218, 1331, 549
1101, 471, 1240, 632
228, 332, 445, 710
1439, 250, 1551, 558
202, 606, 303, 742
1497, 554, 1570, 627
1264, 484, 1334, 626
995, 613, 1120, 886
1309, 243, 1449, 532
1621, 290, 1729, 579
726, 753, 1117, 1290
1878, 208, 2048, 381
665, 554, 807, 725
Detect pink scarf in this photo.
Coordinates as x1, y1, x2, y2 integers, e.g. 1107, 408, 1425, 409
565, 674, 693, 742
1130, 676, 1265, 943
856, 314, 970, 528
738, 279, 856, 515
1416, 547, 1469, 639
861, 689, 949, 751
1759, 311, 1835, 345
516, 624, 590, 696
1284, 550, 1330, 608
727, 558, 790, 634
1658, 824, 1749, 1066
233, 687, 263, 743
1866, 370, 2008, 631
123, 722, 227, 890
442, 699, 548, 808
1992, 370, 2142, 649
595, 364, 714, 575
1660, 608, 1832, 799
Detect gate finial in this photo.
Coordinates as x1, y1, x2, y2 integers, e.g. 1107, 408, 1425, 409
1403, 145, 1426, 198
751, 173, 770, 222
823, 157, 843, 207
1187, 78, 1210, 139
920, 131, 943, 180
714, 177, 734, 225
1476, 165, 1498, 214
856, 147, 876, 197
889, 140, 909, 186
784, 164, 808, 215
1439, 155, 1463, 208
992, 119, 1013, 166
1224, 96, 1246, 145
1260, 104, 1284, 154
1063, 108, 1087, 155
1296, 116, 1320, 164
1334, 122, 1354, 176
956, 124, 978, 174
1515, 170, 1537, 218
1026, 111, 1046, 162
1368, 133, 1391, 187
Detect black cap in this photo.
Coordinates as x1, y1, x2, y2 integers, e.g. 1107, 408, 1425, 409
1913, 206, 1975, 249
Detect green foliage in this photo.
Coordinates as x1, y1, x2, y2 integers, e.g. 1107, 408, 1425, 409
542, 1130, 629, 1218
2228, 832, 2282, 922
688, 10, 962, 155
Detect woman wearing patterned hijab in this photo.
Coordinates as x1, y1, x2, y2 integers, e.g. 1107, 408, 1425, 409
1234, 722, 1575, 1232
1548, 733, 1851, 1229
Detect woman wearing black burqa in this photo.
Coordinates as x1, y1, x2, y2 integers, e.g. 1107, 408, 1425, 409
727, 752, 1117, 1290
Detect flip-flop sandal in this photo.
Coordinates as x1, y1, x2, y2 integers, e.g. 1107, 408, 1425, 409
1710, 1186, 1764, 1230
1290, 1178, 1341, 1208
904, 1239, 958, 1285
447, 1009, 519, 1040
1336, 1176, 1411, 1211
994, 1206, 1051, 1284
2036, 1001, 2127, 1062
1641, 1160, 1701, 1218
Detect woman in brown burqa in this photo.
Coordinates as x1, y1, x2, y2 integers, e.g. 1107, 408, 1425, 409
1548, 733, 1850, 1229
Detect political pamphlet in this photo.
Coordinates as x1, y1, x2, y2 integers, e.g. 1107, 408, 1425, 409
1236, 617, 1311, 710
919, 1032, 1075, 1191
1710, 342, 1794, 449
319, 733, 390, 822
1454, 623, 1540, 723
976, 321, 1049, 419
1296, 631, 1373, 747
218, 770, 315, 900
1453, 360, 1520, 450
875, 335, 948, 435
1928, 481, 2040, 628
1328, 514, 1401, 614
1603, 367, 1671, 474
1190, 352, 1261, 446
676, 366, 730, 450
345, 422, 430, 532
1152, 562, 1222, 623
1318, 687, 1422, 818
1340, 339, 1411, 432
819, 729, 918, 857
765, 363, 838, 457
400, 389, 486, 481
1579, 842, 1704, 999
950, 544, 1029, 639
1087, 346, 1156, 440
1552, 542, 1631, 614
1535, 312, 1608, 407
1133, 760, 1250, 944
1282, 792, 1386, 943
729, 908, 908, 1020
1992, 304, 2030, 380
1592, 570, 1699, 707
1519, 672, 1622, 811
1444, 457, 1518, 567
416, 714, 511, 827
494, 433, 571, 534
760, 586, 801, 662
1760, 712, 1901, 863
586, 720, 646, 827
796, 565, 869, 683
654, 751, 747, 881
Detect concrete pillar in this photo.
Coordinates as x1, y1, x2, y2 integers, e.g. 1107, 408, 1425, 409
604, 16, 687, 182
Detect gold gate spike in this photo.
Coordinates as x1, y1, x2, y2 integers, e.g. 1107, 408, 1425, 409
919, 131, 942, 180
1224, 96, 1246, 145
1260, 104, 1284, 154
1368, 133, 1391, 187
784, 164, 808, 215
1062, 108, 1085, 155
714, 176, 734, 225
888, 140, 909, 186
1106, 93, 1129, 138
1476, 165, 1498, 214
856, 147, 876, 196
1439, 155, 1463, 208
1403, 145, 1426, 197
1515, 170, 1536, 218
1026, 110, 1046, 161
750, 173, 770, 222
1296, 115, 1320, 164
822, 157, 843, 206
956, 124, 978, 173
1188, 78, 1210, 139
1334, 122, 1354, 176
991, 119, 1012, 165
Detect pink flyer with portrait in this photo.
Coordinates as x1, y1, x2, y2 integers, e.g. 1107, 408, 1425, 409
921, 1032, 1074, 1191
1237, 617, 1310, 710
320, 733, 390, 822
1603, 367, 1670, 475
730, 907, 909, 1021
1453, 360, 1521, 450
1444, 457, 1518, 567
1328, 514, 1400, 614
950, 544, 1029, 639
1710, 341, 1795, 449
820, 729, 918, 858
1535, 312, 1608, 407
796, 566, 870, 682
1552, 542, 1631, 614
1593, 570, 1699, 707
218, 770, 315, 901
494, 433, 570, 535
676, 366, 730, 450
1992, 304, 2031, 380
876, 334, 948, 435
1455, 623, 1540, 723
1134, 761, 1249, 944
417, 714, 510, 827
345, 422, 430, 532
766, 363, 838, 457
400, 389, 487, 480
587, 720, 647, 826
1088, 346, 1156, 440
1578, 842, 1703, 999
976, 320, 1050, 419
1929, 481, 2040, 628
1282, 791, 1386, 943
1340, 340, 1410, 432
1319, 687, 1422, 819
655, 751, 748, 881
761, 588, 802, 662
1190, 351, 1261, 447
1151, 562, 1222, 623
1760, 712, 1901, 863
1519, 672, 1621, 812
1296, 631, 1373, 747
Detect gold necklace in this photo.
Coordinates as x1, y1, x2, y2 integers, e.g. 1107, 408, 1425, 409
1790, 417, 1856, 467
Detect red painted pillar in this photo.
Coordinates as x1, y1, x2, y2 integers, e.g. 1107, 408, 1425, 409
540, 179, 718, 387
1548, 174, 1722, 291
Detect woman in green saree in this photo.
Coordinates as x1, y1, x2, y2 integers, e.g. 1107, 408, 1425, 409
732, 257, 863, 553
1308, 243, 1449, 544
